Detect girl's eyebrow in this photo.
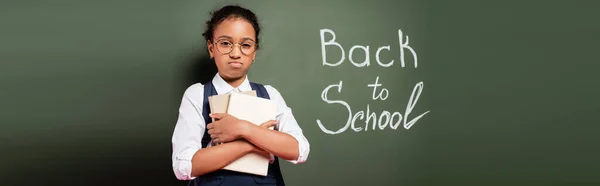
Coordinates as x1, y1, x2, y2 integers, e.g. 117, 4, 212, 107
215, 35, 255, 42
241, 37, 256, 42
216, 35, 231, 39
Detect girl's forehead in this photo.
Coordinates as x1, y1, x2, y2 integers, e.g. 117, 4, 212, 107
213, 18, 256, 40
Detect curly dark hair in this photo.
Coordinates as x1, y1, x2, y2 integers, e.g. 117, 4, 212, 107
201, 5, 261, 49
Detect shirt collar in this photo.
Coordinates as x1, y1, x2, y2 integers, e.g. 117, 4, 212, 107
211, 73, 252, 95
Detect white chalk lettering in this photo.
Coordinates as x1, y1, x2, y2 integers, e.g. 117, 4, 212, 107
349, 45, 370, 67
404, 81, 430, 129
351, 111, 364, 132
376, 46, 394, 67
390, 112, 403, 130
317, 81, 430, 134
320, 29, 345, 67
365, 104, 377, 131
316, 28, 430, 135
319, 29, 418, 68
367, 76, 389, 100
316, 81, 351, 134
378, 111, 391, 130
399, 29, 418, 68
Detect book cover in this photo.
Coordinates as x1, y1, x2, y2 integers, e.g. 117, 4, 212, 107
207, 90, 256, 122
221, 92, 277, 176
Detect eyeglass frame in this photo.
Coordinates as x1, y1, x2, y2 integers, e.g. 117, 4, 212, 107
211, 38, 258, 55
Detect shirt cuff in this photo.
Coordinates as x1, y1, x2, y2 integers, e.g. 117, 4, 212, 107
286, 133, 309, 164
173, 147, 198, 180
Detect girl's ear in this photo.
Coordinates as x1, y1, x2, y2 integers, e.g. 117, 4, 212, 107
207, 40, 214, 58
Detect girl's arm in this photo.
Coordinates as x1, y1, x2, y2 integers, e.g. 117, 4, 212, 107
190, 140, 266, 177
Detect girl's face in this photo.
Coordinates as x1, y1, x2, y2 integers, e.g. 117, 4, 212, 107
207, 18, 257, 82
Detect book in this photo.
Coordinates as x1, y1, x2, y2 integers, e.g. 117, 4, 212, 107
207, 91, 277, 176
207, 90, 256, 122
207, 90, 257, 147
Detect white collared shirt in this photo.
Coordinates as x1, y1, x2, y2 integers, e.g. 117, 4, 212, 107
171, 74, 310, 180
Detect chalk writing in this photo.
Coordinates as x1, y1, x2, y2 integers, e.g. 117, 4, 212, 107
317, 28, 430, 135
368, 76, 388, 101
319, 28, 418, 68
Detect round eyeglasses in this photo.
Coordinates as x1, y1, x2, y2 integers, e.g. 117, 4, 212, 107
212, 39, 257, 55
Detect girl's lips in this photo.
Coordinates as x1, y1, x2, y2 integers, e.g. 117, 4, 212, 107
228, 62, 242, 68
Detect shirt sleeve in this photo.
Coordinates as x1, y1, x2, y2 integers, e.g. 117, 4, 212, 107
265, 86, 311, 164
171, 84, 205, 180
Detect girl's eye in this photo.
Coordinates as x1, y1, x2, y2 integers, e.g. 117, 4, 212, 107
241, 43, 252, 48
219, 41, 232, 46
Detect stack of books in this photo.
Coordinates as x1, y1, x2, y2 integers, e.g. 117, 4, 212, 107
208, 91, 276, 176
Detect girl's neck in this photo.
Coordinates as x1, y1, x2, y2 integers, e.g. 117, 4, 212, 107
221, 74, 246, 88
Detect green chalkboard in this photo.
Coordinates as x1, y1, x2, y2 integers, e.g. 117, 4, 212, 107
1, 0, 599, 185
